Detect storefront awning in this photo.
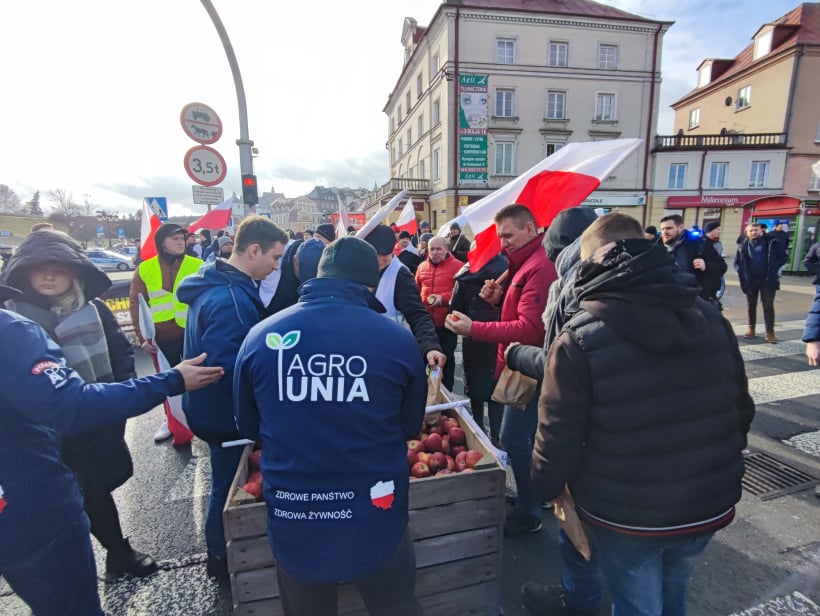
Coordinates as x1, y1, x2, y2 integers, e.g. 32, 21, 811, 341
748, 195, 802, 216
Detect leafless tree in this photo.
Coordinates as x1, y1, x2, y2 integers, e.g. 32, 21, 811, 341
81, 193, 96, 217
0, 184, 22, 214
47, 188, 79, 217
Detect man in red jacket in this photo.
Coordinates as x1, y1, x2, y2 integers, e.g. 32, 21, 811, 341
415, 236, 464, 390
447, 204, 557, 535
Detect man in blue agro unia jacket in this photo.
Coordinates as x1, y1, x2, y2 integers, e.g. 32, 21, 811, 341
234, 236, 427, 616
177, 215, 288, 579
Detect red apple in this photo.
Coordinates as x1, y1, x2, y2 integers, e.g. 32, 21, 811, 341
435, 469, 454, 476
448, 427, 466, 446
416, 452, 431, 466
407, 449, 419, 467
423, 432, 443, 453
445, 455, 456, 471
455, 451, 469, 472
441, 417, 459, 432
248, 449, 262, 471
242, 481, 262, 500
411, 462, 431, 478
441, 435, 451, 456
465, 450, 484, 469
248, 470, 263, 485
430, 452, 447, 472
451, 445, 467, 457
407, 439, 426, 453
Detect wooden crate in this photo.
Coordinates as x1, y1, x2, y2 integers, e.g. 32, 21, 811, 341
224, 408, 505, 615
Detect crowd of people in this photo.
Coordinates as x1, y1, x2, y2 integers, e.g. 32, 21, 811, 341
1, 205, 818, 616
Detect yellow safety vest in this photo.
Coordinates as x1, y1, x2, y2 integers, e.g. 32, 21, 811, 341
138, 255, 202, 328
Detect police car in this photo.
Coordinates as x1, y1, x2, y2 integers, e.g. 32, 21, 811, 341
85, 249, 134, 271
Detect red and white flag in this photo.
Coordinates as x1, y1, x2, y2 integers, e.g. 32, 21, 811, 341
395, 197, 418, 234
356, 190, 408, 240
139, 198, 163, 262
438, 139, 642, 272
370, 480, 395, 510
336, 194, 351, 239
187, 197, 234, 234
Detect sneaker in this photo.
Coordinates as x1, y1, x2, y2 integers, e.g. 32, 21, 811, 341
504, 509, 542, 536
153, 420, 172, 442
206, 553, 229, 579
743, 327, 755, 339
105, 539, 158, 579
521, 582, 595, 616
765, 331, 778, 344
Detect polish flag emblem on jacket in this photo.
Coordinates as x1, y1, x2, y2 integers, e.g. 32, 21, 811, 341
370, 480, 395, 510
0, 484, 6, 514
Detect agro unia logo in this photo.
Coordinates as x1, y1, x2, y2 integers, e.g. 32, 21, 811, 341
266, 330, 370, 403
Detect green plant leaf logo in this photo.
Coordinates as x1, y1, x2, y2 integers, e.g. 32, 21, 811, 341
266, 330, 300, 351
282, 331, 300, 349
266, 333, 283, 350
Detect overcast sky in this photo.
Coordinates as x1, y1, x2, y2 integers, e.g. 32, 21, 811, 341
0, 0, 803, 217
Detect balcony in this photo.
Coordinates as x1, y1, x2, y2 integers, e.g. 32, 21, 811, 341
654, 132, 786, 150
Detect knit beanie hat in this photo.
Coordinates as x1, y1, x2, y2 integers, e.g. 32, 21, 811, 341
296, 238, 324, 281
704, 221, 720, 234
364, 225, 397, 256
315, 223, 336, 243
420, 220, 431, 230
218, 235, 234, 250
317, 237, 379, 287
544, 207, 599, 262
154, 223, 187, 252
420, 233, 434, 242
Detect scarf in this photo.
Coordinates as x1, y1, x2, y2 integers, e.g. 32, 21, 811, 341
9, 300, 114, 383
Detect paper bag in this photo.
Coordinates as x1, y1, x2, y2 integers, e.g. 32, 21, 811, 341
553, 486, 591, 561
425, 366, 445, 424
491, 366, 538, 410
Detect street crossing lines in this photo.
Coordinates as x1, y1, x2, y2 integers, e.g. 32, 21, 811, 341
740, 340, 807, 362
732, 320, 807, 336
165, 455, 211, 502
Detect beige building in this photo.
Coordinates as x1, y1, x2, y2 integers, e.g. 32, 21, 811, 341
670, 2, 820, 266
373, 0, 672, 232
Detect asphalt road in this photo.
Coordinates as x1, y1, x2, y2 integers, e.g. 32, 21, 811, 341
1, 275, 819, 615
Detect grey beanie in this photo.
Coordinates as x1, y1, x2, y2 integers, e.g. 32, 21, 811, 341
317, 236, 380, 287
218, 235, 234, 250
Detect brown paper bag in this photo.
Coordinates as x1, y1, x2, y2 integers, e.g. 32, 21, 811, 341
425, 366, 444, 425
491, 366, 538, 410
553, 486, 591, 561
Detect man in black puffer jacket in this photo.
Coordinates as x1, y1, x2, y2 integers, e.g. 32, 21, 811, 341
532, 213, 754, 616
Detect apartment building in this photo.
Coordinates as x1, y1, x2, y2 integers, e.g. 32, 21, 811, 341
374, 0, 672, 230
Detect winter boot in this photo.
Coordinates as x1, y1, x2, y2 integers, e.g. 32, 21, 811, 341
105, 539, 158, 579
206, 552, 229, 579
744, 326, 755, 339
765, 331, 778, 344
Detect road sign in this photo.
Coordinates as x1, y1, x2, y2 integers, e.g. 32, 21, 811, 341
180, 102, 222, 145
96, 226, 105, 237
184, 146, 227, 187
192, 185, 225, 206
144, 197, 168, 221
118, 228, 126, 238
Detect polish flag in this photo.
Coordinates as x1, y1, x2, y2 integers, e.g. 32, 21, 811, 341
188, 197, 234, 234
139, 198, 163, 262
438, 139, 642, 272
370, 480, 395, 510
356, 190, 408, 240
0, 484, 6, 514
395, 198, 418, 234
336, 194, 351, 239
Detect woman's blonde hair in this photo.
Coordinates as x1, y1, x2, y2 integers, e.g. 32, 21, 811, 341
50, 276, 87, 315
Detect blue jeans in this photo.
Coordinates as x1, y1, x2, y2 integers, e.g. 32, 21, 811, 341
592, 527, 714, 616
1, 517, 103, 616
206, 443, 245, 559
559, 528, 602, 613
500, 391, 540, 516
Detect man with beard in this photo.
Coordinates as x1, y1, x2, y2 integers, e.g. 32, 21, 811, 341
659, 214, 726, 302
129, 223, 203, 443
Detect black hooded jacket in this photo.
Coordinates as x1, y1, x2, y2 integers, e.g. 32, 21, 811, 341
532, 240, 754, 536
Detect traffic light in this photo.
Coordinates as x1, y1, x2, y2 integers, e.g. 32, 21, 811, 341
242, 174, 258, 206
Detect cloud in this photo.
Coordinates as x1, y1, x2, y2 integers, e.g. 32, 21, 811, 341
262, 151, 388, 191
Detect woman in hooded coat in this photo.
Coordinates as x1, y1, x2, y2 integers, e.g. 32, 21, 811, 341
1, 230, 158, 579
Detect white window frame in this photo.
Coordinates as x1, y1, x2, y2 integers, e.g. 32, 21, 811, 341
416, 74, 423, 100
546, 90, 566, 120
398, 104, 402, 122
417, 115, 424, 138
548, 41, 568, 67
546, 142, 565, 157
598, 44, 618, 70
668, 163, 687, 189
432, 99, 441, 127
595, 92, 616, 121
419, 158, 426, 180
390, 117, 395, 134
698, 64, 711, 88
406, 92, 411, 113
495, 88, 514, 117
689, 108, 700, 129
433, 149, 441, 181
494, 142, 515, 176
709, 162, 729, 189
431, 52, 439, 81
406, 128, 412, 148
496, 38, 516, 64
736, 86, 751, 110
749, 161, 768, 188
398, 138, 403, 157
753, 30, 772, 60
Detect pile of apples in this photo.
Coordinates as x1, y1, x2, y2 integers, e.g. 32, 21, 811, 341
408, 414, 484, 478
241, 448, 264, 502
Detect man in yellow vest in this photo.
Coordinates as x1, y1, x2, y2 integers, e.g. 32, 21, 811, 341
130, 223, 202, 443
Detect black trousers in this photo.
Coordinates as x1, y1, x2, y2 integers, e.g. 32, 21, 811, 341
275, 528, 423, 616
435, 326, 458, 391
156, 336, 184, 365
83, 486, 125, 552
745, 282, 776, 332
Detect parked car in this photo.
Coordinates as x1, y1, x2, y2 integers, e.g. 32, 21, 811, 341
86, 249, 134, 271
116, 246, 138, 258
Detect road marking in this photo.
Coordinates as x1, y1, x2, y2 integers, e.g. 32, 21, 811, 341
783, 430, 820, 458
747, 371, 820, 406
732, 320, 807, 336
728, 591, 820, 615
725, 277, 817, 296
166, 455, 211, 502
740, 340, 807, 362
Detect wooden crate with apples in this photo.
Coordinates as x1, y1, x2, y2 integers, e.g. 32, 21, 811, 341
223, 406, 506, 615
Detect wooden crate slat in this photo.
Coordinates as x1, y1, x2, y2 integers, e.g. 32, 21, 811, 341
414, 526, 500, 568
232, 566, 279, 604
226, 535, 275, 573
409, 496, 504, 540
234, 597, 286, 616
409, 466, 505, 509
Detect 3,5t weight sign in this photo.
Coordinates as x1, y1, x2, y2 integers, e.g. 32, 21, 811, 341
184, 145, 227, 187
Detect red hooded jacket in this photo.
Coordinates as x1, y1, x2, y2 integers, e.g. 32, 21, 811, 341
415, 253, 464, 327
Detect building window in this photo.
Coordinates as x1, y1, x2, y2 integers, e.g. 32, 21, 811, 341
668, 163, 687, 189
736, 86, 751, 110
418, 115, 424, 137
496, 38, 515, 64
398, 139, 403, 157
689, 108, 700, 129
546, 142, 564, 157
753, 30, 772, 60
398, 104, 402, 122
391, 146, 396, 164
390, 117, 395, 134
698, 64, 711, 88
546, 90, 566, 120
433, 149, 441, 181
432, 100, 441, 127
416, 74, 423, 100
408, 165, 415, 178
595, 93, 616, 121
406, 92, 412, 114
709, 162, 729, 189
431, 52, 439, 80
598, 44, 618, 69
406, 129, 412, 147
495, 89, 514, 117
749, 161, 768, 187
815, 121, 820, 142
419, 159, 426, 179
494, 142, 515, 175
548, 41, 568, 67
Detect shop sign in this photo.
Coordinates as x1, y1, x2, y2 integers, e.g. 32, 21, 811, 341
580, 194, 645, 207
667, 194, 768, 208
458, 74, 488, 184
